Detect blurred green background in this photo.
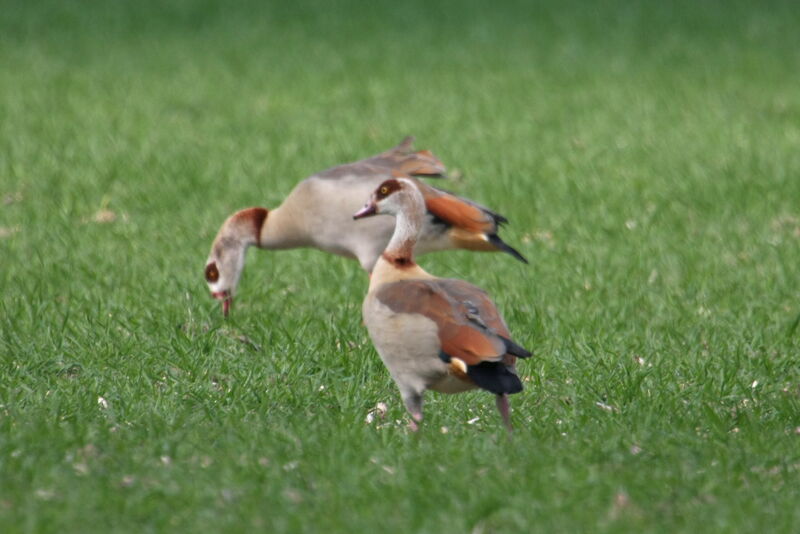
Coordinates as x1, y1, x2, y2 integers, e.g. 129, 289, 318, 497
1, 1, 799, 532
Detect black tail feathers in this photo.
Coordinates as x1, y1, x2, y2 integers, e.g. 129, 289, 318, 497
467, 361, 523, 395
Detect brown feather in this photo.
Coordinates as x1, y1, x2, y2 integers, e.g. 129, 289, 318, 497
424, 195, 495, 234
229, 207, 269, 244
375, 279, 513, 367
448, 228, 496, 252
396, 151, 446, 176
365, 138, 447, 177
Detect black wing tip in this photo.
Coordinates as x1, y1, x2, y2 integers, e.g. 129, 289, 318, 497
493, 213, 509, 225
416, 171, 447, 179
501, 336, 532, 359
467, 361, 523, 395
488, 234, 529, 264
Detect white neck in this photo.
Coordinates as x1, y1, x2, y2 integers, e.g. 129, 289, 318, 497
383, 207, 421, 261
368, 189, 433, 292
258, 204, 307, 249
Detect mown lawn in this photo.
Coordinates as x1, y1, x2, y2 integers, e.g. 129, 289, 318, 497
1, 1, 800, 532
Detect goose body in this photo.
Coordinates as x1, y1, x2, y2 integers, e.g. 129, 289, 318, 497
355, 177, 532, 431
204, 137, 526, 314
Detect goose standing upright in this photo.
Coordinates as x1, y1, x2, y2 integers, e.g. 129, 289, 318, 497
354, 177, 532, 431
204, 137, 526, 315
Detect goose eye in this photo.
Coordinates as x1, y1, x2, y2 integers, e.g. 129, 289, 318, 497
205, 262, 219, 283
379, 186, 389, 195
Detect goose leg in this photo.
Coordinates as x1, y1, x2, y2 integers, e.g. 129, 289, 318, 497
495, 394, 512, 433
401, 388, 424, 432
407, 412, 423, 432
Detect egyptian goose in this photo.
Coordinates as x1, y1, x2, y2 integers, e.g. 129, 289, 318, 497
204, 137, 527, 315
354, 177, 532, 431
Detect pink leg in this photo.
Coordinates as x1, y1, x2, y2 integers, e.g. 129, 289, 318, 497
402, 389, 424, 432
496, 394, 512, 433
408, 412, 423, 432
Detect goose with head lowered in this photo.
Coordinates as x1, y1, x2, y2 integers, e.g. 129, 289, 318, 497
204, 137, 527, 315
354, 177, 532, 432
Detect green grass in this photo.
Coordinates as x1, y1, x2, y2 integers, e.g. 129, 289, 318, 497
2, 0, 800, 531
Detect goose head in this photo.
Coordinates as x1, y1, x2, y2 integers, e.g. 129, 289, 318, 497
352, 177, 425, 220
204, 207, 268, 316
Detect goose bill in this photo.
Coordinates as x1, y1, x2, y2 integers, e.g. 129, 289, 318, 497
353, 203, 377, 219
211, 290, 232, 317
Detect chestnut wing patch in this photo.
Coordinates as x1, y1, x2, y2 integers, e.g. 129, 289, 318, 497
375, 279, 511, 366
365, 136, 447, 177
396, 150, 447, 177
313, 135, 445, 181
419, 184, 528, 264
423, 192, 500, 235
433, 279, 511, 336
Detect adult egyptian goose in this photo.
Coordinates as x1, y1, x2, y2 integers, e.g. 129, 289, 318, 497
354, 177, 532, 431
204, 137, 526, 315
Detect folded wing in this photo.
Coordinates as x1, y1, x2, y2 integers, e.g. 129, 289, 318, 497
375, 279, 531, 394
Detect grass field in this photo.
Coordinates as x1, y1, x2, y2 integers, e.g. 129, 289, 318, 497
2, 0, 800, 532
